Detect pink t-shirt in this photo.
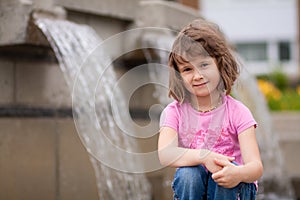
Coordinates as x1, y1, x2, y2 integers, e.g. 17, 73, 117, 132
160, 95, 257, 165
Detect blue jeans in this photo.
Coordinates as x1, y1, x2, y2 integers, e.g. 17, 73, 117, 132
172, 165, 256, 200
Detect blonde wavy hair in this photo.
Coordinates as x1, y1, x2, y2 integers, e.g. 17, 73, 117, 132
168, 19, 239, 103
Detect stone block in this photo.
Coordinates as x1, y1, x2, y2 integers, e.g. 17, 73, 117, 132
272, 112, 300, 177
56, 0, 139, 21
0, 118, 99, 200
0, 59, 14, 105
133, 118, 173, 200
0, 118, 56, 200
123, 1, 201, 59
56, 119, 98, 200
31, 0, 54, 9
16, 60, 72, 108
129, 84, 158, 111
146, 168, 175, 200
67, 11, 127, 60
137, 1, 201, 30
279, 141, 300, 177
0, 0, 33, 45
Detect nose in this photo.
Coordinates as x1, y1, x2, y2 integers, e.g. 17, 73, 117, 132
193, 68, 204, 80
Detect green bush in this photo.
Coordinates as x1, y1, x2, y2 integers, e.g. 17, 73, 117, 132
257, 68, 300, 111
257, 68, 288, 91
269, 69, 289, 91
268, 89, 300, 111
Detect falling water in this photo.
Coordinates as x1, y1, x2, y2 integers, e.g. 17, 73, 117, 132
35, 18, 151, 200
142, 33, 295, 199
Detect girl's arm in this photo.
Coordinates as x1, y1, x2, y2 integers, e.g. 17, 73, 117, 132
212, 126, 263, 188
237, 126, 263, 182
158, 126, 235, 173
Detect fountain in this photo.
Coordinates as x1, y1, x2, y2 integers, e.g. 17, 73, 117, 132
0, 0, 298, 199
0, 1, 204, 199
35, 17, 151, 199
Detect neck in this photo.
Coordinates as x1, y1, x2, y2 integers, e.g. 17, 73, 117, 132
191, 93, 223, 113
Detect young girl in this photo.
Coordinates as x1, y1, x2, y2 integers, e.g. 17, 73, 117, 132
158, 19, 263, 200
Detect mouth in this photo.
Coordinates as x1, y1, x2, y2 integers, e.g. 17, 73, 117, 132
193, 82, 208, 87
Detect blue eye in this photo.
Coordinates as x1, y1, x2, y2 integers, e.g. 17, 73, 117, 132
200, 63, 208, 68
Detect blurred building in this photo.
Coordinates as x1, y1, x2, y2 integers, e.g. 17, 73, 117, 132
199, 0, 299, 77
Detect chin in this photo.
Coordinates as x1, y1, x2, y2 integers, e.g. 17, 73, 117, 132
194, 91, 210, 97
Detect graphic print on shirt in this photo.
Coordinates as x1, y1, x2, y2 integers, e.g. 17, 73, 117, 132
189, 127, 234, 157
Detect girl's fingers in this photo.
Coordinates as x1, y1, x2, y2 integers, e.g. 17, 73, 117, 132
212, 170, 222, 180
214, 158, 231, 167
228, 156, 235, 161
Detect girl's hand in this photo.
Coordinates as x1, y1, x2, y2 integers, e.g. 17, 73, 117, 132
202, 152, 235, 174
211, 158, 241, 188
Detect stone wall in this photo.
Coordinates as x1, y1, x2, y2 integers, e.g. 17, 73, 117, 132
272, 112, 300, 177
272, 112, 300, 199
0, 1, 207, 199
0, 54, 99, 199
0, 118, 99, 200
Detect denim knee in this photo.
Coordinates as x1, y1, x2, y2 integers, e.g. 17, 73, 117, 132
237, 182, 257, 200
174, 166, 207, 186
172, 165, 208, 200
210, 181, 257, 200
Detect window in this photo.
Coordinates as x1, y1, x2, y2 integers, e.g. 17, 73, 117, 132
278, 41, 291, 61
235, 43, 267, 61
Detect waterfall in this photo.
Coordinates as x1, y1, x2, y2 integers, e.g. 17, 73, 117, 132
142, 33, 295, 199
35, 18, 151, 200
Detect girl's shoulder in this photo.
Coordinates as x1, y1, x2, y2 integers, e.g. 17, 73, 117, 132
163, 100, 181, 115
225, 95, 257, 131
225, 95, 250, 111
162, 100, 193, 118
162, 101, 177, 112
164, 100, 188, 111
166, 100, 180, 108
160, 100, 184, 129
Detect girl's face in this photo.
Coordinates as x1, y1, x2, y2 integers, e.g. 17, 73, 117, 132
178, 56, 221, 100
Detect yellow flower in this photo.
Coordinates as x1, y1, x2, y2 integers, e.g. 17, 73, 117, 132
257, 79, 282, 100
297, 85, 300, 96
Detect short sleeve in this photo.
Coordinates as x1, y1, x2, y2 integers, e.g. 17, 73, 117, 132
231, 102, 257, 134
159, 102, 180, 132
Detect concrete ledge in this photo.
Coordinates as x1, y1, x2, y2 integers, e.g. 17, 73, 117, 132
122, 0, 202, 61
0, 0, 66, 46
56, 0, 139, 21
27, 8, 67, 46
272, 112, 300, 141
137, 0, 201, 30
0, 1, 33, 45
